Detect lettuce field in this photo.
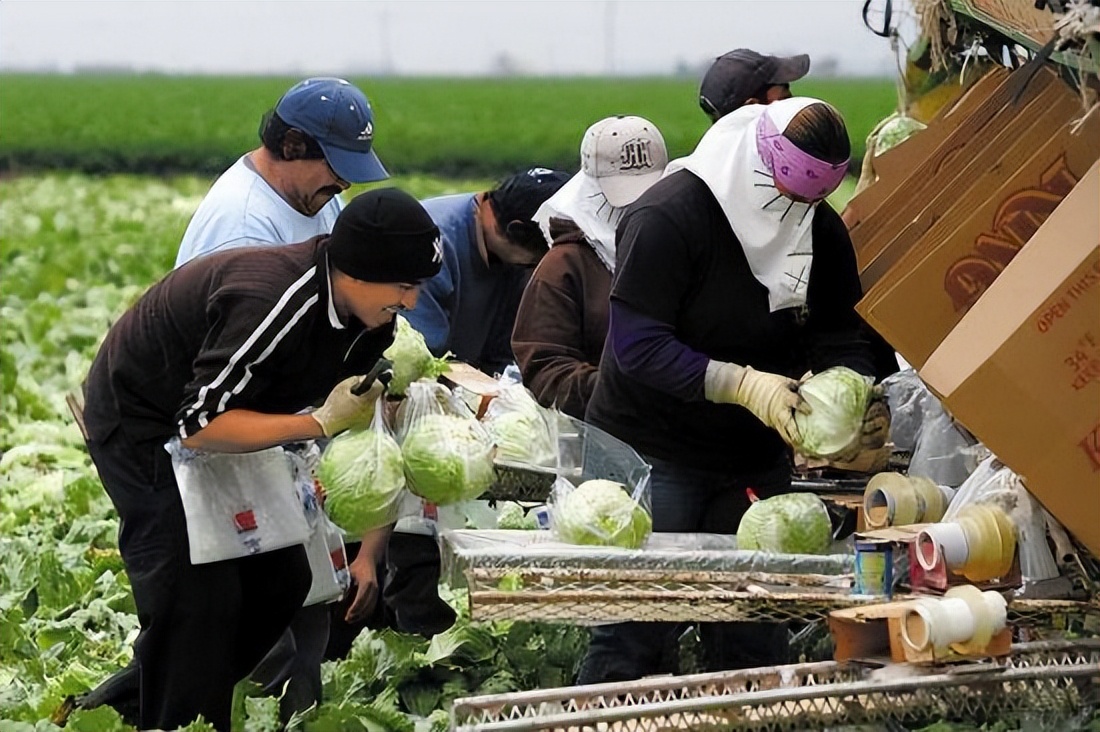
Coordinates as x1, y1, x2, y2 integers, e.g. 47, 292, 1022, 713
0, 74, 895, 177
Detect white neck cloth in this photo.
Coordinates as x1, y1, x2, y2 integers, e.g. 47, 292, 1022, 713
533, 171, 622, 272
664, 98, 822, 312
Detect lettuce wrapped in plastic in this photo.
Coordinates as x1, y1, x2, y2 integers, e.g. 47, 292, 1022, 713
793, 366, 874, 459
316, 427, 406, 536
482, 385, 557, 466
497, 501, 539, 530
552, 479, 652, 549
737, 493, 832, 554
383, 315, 450, 397
401, 414, 495, 505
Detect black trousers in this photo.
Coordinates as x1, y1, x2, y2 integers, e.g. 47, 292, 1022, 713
86, 424, 310, 732
576, 455, 792, 684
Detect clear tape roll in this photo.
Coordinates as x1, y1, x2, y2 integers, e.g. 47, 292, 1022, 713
911, 476, 946, 523
956, 504, 1016, 582
864, 473, 921, 528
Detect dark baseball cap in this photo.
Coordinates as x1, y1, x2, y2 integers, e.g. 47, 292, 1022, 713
488, 168, 571, 225
699, 49, 811, 121
275, 77, 389, 184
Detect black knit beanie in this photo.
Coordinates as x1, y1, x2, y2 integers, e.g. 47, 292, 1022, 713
327, 188, 442, 283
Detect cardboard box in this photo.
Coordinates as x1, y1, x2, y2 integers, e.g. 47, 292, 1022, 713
856, 68, 1084, 289
830, 601, 1013, 663
850, 66, 1064, 272
954, 0, 1058, 47
920, 161, 1100, 557
440, 362, 501, 419
842, 68, 1010, 236
858, 108, 1100, 366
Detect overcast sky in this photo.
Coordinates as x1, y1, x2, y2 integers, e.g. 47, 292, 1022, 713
0, 0, 915, 77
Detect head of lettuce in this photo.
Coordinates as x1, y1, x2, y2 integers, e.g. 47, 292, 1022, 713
316, 427, 406, 536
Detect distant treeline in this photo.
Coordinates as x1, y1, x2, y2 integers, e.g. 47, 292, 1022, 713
0, 75, 895, 177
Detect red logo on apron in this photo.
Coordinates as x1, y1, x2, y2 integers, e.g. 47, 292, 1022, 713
233, 509, 258, 533
330, 549, 347, 571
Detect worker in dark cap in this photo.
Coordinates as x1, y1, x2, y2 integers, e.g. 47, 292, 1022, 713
699, 49, 811, 122
79, 188, 442, 732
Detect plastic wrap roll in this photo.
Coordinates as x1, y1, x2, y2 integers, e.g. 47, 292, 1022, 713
901, 586, 1008, 653
918, 521, 969, 570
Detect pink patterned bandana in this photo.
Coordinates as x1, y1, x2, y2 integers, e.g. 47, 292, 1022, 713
755, 112, 849, 201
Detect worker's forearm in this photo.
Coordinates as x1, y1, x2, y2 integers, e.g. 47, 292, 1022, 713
180, 410, 323, 453
359, 524, 394, 563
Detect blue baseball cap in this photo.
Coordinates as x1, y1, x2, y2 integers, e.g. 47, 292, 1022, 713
275, 77, 388, 183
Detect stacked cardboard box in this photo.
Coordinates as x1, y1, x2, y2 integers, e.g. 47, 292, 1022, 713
845, 62, 1099, 557
851, 67, 1099, 368
921, 161, 1100, 557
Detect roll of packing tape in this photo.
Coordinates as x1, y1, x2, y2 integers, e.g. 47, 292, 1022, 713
864, 473, 921, 528
910, 476, 946, 523
945, 585, 1007, 654
988, 505, 1017, 579
918, 521, 969, 570
901, 596, 977, 652
957, 504, 1015, 582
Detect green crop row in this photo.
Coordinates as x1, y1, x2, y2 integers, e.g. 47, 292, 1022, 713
0, 74, 896, 177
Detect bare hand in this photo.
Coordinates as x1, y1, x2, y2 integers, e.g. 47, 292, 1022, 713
344, 553, 379, 623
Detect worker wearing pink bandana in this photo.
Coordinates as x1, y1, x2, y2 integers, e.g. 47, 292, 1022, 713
579, 98, 885, 683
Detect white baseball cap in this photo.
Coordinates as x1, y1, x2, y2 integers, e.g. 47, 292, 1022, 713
580, 116, 668, 208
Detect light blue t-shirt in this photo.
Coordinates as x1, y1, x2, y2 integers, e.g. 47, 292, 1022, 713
403, 194, 529, 375
175, 154, 342, 267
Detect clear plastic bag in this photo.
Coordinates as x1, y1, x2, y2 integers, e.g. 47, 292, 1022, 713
942, 455, 1061, 589
284, 444, 350, 606
548, 476, 652, 549
396, 381, 496, 506
481, 383, 558, 467
315, 396, 408, 537
881, 368, 926, 452
167, 440, 310, 565
908, 391, 979, 486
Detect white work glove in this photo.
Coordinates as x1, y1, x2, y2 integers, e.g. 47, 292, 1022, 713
705, 361, 809, 447
312, 375, 385, 437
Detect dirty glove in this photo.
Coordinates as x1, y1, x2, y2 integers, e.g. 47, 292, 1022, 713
312, 375, 384, 437
704, 361, 809, 447
860, 389, 891, 451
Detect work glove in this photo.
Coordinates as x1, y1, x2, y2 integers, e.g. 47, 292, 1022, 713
705, 361, 809, 447
312, 359, 394, 437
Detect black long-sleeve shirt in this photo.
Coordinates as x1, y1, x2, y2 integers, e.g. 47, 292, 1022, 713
83, 236, 393, 446
586, 170, 874, 473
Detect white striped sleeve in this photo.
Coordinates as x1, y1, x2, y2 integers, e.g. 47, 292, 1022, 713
177, 266, 318, 439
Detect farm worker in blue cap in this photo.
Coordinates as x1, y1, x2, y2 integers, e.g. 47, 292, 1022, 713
79, 189, 442, 732
175, 77, 388, 266
79, 77, 393, 727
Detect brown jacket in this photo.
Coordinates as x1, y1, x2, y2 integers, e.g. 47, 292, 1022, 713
511, 220, 611, 419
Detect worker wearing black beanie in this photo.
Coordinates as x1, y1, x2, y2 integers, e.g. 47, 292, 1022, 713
327, 188, 442, 284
